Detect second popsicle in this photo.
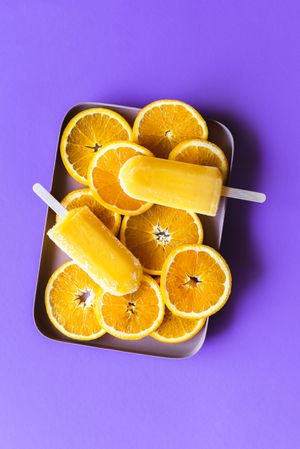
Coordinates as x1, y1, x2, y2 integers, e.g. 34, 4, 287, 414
33, 184, 143, 296
119, 156, 266, 216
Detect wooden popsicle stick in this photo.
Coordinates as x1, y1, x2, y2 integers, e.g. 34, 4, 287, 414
33, 183, 68, 217
222, 186, 266, 203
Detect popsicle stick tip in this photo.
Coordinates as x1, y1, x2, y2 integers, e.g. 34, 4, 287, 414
32, 182, 68, 217
33, 182, 42, 193
260, 193, 267, 203
221, 186, 266, 204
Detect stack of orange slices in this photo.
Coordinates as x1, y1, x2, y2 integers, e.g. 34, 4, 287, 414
45, 100, 232, 343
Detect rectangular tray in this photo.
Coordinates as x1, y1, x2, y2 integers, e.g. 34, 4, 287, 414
34, 102, 234, 358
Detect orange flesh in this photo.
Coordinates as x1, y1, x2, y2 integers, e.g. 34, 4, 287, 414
171, 141, 228, 181
66, 113, 131, 179
100, 278, 161, 334
166, 250, 226, 313
136, 103, 207, 158
154, 308, 203, 339
48, 263, 102, 337
123, 205, 202, 272
90, 145, 152, 214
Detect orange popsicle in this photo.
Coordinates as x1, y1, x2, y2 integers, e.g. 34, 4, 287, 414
48, 206, 143, 295
119, 156, 266, 216
33, 184, 142, 296
120, 156, 223, 216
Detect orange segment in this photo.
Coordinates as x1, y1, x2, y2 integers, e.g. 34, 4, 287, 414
161, 244, 232, 319
120, 205, 203, 275
60, 108, 132, 184
151, 308, 206, 343
57, 188, 121, 235
88, 142, 154, 215
45, 261, 105, 340
133, 100, 208, 158
169, 139, 229, 181
95, 275, 165, 340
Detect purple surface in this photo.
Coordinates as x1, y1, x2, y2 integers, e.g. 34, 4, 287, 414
1, 1, 299, 448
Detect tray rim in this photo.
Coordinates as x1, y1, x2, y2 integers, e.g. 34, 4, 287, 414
33, 101, 234, 359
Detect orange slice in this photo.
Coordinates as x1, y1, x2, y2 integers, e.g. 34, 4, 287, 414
133, 100, 208, 158
95, 275, 164, 340
60, 108, 132, 185
169, 139, 229, 181
161, 244, 232, 319
45, 261, 105, 340
88, 142, 153, 215
151, 308, 206, 344
57, 188, 121, 235
120, 205, 203, 275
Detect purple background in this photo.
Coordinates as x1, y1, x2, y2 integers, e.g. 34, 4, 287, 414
1, 1, 299, 448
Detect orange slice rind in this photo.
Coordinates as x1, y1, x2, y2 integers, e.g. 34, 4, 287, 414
88, 141, 153, 215
95, 275, 165, 340
60, 108, 132, 184
133, 100, 208, 158
120, 205, 203, 275
45, 261, 105, 340
151, 308, 206, 343
169, 139, 229, 181
161, 244, 232, 319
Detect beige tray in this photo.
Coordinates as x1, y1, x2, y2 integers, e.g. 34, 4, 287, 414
34, 102, 234, 358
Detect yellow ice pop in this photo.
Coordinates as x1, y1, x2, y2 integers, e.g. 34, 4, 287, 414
33, 184, 143, 296
120, 156, 223, 216
119, 156, 266, 216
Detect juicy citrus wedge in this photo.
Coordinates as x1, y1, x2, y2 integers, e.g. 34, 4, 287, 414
88, 142, 153, 215
151, 308, 206, 344
161, 244, 232, 319
60, 108, 132, 185
120, 205, 203, 275
95, 275, 165, 340
57, 188, 121, 235
169, 139, 229, 181
45, 261, 105, 340
133, 100, 208, 159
